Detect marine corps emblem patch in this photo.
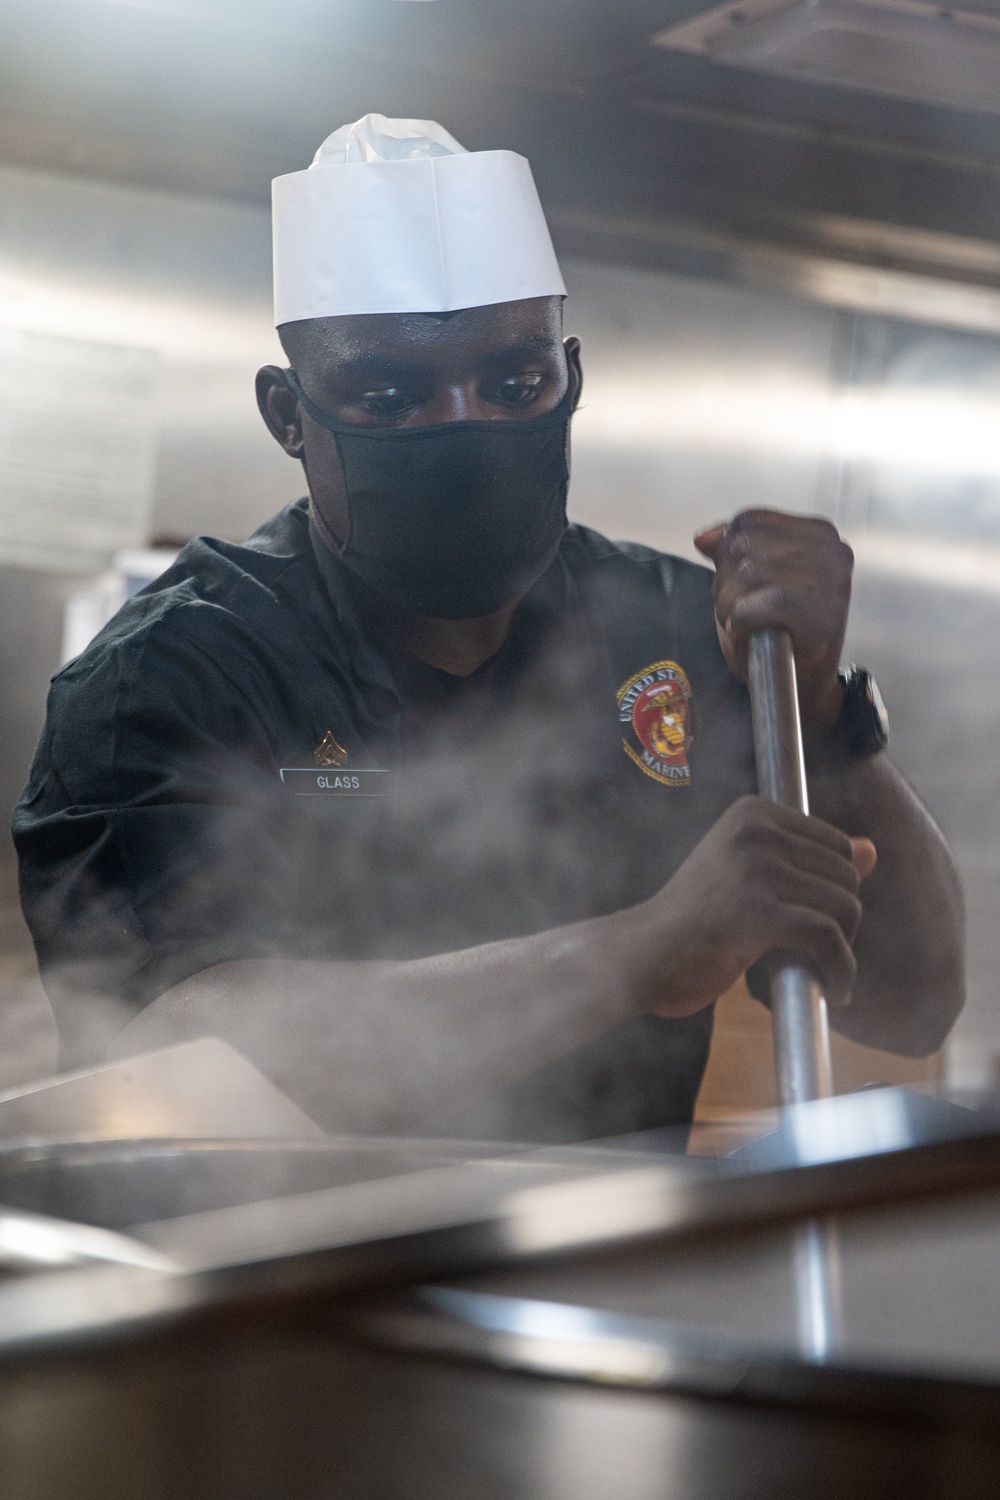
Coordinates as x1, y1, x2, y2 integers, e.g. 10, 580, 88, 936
617, 660, 692, 787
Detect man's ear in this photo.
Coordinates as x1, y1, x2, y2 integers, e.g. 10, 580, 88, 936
256, 366, 305, 458
564, 336, 583, 410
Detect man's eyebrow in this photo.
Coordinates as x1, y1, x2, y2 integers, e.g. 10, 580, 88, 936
326, 337, 561, 387
478, 337, 562, 369
328, 356, 427, 386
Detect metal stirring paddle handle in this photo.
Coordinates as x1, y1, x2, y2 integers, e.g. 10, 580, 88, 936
748, 627, 842, 1360
747, 627, 834, 1106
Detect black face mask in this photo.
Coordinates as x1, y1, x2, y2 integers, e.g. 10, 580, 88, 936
287, 369, 573, 619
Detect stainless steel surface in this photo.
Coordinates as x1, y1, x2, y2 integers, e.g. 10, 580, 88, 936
132, 1091, 1000, 1292
728, 1085, 981, 1169
0, 1100, 991, 1493
747, 625, 835, 1109
550, 207, 1000, 336
0, 1089, 985, 1354
6, 0, 1000, 298
0, 1302, 990, 1500
429, 1175, 1000, 1391
654, 0, 1000, 117
350, 1268, 1000, 1415
331, 1095, 1000, 1484
0, 1135, 520, 1230
0, 1207, 174, 1275
0, 1038, 325, 1142
0, 1106, 998, 1495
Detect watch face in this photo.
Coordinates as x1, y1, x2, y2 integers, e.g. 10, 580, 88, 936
846, 668, 889, 755
865, 674, 889, 734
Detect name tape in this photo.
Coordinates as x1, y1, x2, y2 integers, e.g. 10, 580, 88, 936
280, 768, 389, 797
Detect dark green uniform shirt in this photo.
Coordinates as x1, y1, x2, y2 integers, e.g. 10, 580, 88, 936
14, 498, 756, 1141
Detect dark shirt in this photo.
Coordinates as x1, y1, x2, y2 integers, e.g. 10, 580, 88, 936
14, 498, 756, 1141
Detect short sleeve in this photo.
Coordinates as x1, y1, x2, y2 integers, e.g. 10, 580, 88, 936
14, 611, 309, 1065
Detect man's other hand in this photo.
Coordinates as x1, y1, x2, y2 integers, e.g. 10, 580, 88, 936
625, 796, 877, 1020
695, 509, 854, 739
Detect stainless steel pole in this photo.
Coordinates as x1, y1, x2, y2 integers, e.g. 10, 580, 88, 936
747, 626, 841, 1360
747, 627, 834, 1107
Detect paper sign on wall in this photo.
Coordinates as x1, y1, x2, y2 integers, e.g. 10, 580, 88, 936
0, 328, 159, 573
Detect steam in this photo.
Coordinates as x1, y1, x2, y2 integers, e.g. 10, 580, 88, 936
0, 859, 58, 1092
26, 605, 712, 1143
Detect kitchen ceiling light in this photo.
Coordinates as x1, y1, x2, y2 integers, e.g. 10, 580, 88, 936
653, 0, 1000, 116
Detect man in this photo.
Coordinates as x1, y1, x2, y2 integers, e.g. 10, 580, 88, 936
14, 116, 963, 1141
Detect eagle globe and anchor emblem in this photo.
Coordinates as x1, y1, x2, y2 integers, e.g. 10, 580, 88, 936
617, 660, 693, 786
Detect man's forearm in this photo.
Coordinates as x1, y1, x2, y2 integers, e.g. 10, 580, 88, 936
107, 760, 951, 1129
809, 753, 964, 1055
109, 911, 643, 1135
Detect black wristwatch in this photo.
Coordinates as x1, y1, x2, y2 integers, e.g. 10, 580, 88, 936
825, 665, 889, 761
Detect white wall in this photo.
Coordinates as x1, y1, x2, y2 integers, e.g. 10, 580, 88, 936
0, 163, 289, 545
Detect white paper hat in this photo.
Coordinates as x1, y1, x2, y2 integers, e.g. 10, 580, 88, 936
272, 114, 566, 326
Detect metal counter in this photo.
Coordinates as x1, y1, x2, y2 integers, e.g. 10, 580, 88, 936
0, 1088, 995, 1496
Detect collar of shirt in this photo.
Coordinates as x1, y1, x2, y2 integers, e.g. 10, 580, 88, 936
306, 498, 584, 726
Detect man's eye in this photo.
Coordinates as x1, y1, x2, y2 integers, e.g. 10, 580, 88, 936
356, 388, 417, 416
494, 374, 546, 406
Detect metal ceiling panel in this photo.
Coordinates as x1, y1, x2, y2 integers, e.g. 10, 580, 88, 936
1, 0, 1000, 321
654, 0, 1000, 114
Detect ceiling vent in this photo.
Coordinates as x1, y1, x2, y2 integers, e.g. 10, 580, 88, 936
653, 0, 1000, 115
